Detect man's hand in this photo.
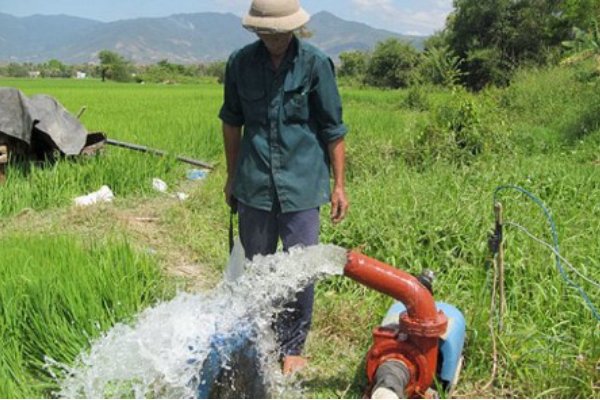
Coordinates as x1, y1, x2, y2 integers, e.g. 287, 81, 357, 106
224, 178, 236, 208
330, 185, 349, 224
327, 138, 348, 224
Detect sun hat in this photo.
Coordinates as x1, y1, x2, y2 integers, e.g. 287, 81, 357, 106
242, 0, 310, 34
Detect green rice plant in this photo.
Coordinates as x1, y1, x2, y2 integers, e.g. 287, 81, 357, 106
0, 79, 224, 218
0, 234, 172, 398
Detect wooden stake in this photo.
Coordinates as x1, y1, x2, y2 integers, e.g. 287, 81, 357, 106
0, 145, 7, 183
494, 202, 506, 330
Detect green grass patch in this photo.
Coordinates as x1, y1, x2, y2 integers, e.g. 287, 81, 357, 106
0, 235, 172, 398
0, 79, 223, 218
1, 68, 599, 398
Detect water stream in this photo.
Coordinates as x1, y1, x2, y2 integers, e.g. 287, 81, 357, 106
55, 243, 348, 398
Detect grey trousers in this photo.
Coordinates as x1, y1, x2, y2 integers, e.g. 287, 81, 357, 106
238, 201, 319, 357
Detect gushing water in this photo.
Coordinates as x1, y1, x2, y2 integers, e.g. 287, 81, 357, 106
55, 243, 347, 398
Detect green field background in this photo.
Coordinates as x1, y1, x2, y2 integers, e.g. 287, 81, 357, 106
0, 72, 598, 398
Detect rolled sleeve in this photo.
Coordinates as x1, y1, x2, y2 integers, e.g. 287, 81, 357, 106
310, 57, 347, 142
219, 54, 244, 127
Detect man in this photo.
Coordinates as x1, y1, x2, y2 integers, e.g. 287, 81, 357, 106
219, 0, 348, 374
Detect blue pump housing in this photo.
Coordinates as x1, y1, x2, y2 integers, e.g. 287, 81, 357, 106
382, 301, 466, 390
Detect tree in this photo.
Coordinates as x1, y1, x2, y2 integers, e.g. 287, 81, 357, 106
446, 0, 567, 89
40, 59, 72, 78
6, 63, 28, 78
561, 0, 600, 32
365, 39, 420, 89
98, 50, 132, 82
562, 19, 600, 77
206, 61, 226, 83
73, 63, 100, 79
338, 51, 369, 78
418, 44, 463, 87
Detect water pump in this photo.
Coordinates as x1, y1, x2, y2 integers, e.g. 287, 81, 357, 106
196, 248, 465, 399
344, 251, 466, 399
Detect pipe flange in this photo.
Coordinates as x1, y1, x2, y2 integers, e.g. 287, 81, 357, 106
366, 339, 433, 397
399, 310, 448, 338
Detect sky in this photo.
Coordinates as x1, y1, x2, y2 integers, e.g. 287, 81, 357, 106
0, 0, 454, 36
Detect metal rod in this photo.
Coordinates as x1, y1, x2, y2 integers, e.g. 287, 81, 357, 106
106, 138, 214, 170
76, 106, 87, 119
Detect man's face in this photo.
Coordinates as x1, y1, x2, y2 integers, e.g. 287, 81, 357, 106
257, 32, 293, 57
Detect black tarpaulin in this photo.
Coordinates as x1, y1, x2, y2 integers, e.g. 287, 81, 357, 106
0, 87, 34, 145
0, 87, 88, 155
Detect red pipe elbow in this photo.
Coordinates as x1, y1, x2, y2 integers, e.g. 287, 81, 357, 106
344, 252, 437, 319
344, 251, 446, 326
344, 251, 448, 396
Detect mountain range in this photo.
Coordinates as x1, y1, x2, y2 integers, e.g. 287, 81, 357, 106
0, 11, 426, 64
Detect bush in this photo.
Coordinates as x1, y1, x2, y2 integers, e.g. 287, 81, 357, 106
418, 45, 463, 87
403, 86, 430, 111
365, 39, 420, 89
98, 50, 133, 82
561, 79, 600, 142
206, 61, 226, 84
404, 88, 511, 166
500, 64, 600, 147
6, 63, 28, 78
339, 51, 369, 79
446, 0, 570, 90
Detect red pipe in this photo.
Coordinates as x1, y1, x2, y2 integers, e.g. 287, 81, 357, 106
344, 251, 448, 396
345, 251, 438, 321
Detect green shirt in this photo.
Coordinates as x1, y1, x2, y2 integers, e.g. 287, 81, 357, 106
219, 36, 347, 213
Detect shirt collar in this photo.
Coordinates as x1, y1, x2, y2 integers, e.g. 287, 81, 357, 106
255, 35, 300, 70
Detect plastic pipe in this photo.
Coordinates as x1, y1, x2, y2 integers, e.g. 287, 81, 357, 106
371, 360, 410, 399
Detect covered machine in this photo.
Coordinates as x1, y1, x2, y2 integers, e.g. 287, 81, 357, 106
0, 87, 105, 180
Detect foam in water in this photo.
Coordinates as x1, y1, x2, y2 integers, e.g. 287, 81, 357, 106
55, 244, 347, 399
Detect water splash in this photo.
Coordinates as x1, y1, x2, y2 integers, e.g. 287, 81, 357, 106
56, 244, 347, 398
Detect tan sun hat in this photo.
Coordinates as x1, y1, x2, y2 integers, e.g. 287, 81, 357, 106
242, 0, 310, 33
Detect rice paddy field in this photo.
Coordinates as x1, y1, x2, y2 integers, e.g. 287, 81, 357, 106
0, 65, 599, 398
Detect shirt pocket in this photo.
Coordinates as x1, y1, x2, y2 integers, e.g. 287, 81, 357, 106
283, 77, 310, 124
240, 87, 267, 127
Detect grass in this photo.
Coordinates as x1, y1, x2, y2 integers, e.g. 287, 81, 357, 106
0, 67, 599, 398
311, 154, 599, 398
0, 235, 173, 398
0, 79, 222, 217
